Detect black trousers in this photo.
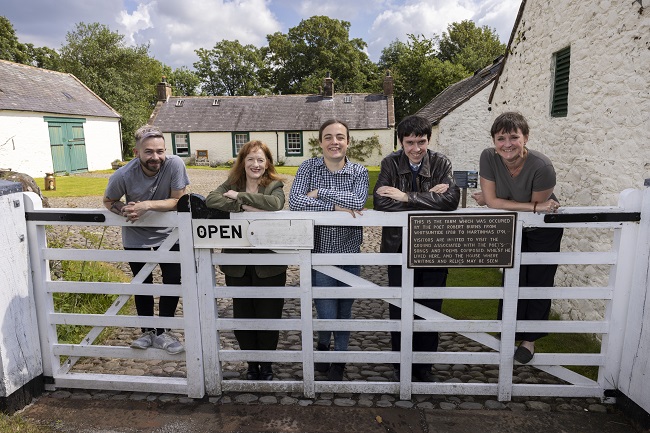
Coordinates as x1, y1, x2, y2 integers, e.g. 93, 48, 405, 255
127, 243, 181, 335
498, 227, 564, 342
226, 267, 286, 351
388, 266, 447, 372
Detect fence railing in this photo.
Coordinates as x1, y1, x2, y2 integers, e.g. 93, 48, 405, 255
22, 187, 649, 401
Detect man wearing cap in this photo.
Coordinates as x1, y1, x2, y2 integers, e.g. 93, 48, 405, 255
103, 125, 190, 354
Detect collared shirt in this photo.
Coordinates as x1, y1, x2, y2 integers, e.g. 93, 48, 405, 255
289, 157, 369, 253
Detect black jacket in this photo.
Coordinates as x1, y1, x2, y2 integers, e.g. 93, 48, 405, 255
373, 149, 460, 253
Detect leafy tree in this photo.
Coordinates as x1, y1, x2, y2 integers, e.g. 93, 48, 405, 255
265, 16, 380, 95
384, 34, 468, 120
377, 39, 407, 74
0, 16, 60, 69
0, 16, 22, 62
194, 40, 266, 96
438, 20, 505, 73
59, 22, 164, 155
166, 65, 201, 96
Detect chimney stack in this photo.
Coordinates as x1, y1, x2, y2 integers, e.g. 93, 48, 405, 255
157, 77, 172, 101
322, 72, 334, 98
383, 71, 395, 127
383, 70, 394, 96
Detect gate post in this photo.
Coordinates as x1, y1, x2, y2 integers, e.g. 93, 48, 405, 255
0, 184, 43, 413
617, 182, 650, 414
177, 210, 205, 398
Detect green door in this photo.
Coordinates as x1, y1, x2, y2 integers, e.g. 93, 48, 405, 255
47, 119, 88, 174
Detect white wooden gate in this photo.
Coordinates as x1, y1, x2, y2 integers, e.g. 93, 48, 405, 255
22, 186, 650, 402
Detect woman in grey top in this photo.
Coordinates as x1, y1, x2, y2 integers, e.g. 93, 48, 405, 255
472, 112, 564, 364
206, 140, 286, 381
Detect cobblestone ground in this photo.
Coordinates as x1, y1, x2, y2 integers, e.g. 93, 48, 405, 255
40, 169, 612, 413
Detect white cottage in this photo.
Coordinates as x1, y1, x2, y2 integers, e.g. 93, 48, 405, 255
0, 60, 122, 177
148, 74, 396, 167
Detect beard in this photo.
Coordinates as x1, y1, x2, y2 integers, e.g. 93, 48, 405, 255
140, 157, 163, 174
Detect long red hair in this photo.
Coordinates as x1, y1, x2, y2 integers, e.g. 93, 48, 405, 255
227, 140, 281, 190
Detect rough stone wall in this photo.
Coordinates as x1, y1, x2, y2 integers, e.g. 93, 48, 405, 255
432, 85, 493, 173
491, 0, 650, 320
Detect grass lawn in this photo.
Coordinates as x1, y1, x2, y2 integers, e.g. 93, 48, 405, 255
36, 175, 108, 198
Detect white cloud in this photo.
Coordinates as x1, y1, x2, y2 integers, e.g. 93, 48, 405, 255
4, 0, 519, 67
117, 0, 282, 67
365, 0, 518, 60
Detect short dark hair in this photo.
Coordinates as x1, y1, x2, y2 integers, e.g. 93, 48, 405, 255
318, 119, 349, 142
397, 115, 432, 141
490, 112, 530, 137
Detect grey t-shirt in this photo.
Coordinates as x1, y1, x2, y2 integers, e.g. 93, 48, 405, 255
479, 148, 557, 203
105, 155, 190, 248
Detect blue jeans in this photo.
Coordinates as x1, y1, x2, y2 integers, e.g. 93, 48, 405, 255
312, 265, 360, 352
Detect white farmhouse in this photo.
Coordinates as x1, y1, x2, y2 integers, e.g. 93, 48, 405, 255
0, 60, 122, 177
148, 74, 396, 167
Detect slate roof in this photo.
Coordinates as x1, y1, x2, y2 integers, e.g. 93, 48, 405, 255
415, 56, 504, 124
0, 60, 120, 118
150, 93, 391, 132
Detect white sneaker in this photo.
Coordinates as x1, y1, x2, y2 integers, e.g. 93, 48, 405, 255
130, 330, 155, 349
153, 331, 185, 354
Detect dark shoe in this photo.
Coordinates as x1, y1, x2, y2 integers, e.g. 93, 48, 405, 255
514, 345, 534, 364
260, 363, 274, 381
327, 363, 345, 381
413, 368, 439, 383
315, 343, 330, 373
246, 363, 260, 380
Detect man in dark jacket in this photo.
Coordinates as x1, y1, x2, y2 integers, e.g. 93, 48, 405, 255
373, 115, 460, 382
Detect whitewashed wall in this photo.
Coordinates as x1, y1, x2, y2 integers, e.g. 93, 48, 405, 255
80, 118, 122, 172
167, 129, 394, 168
0, 183, 42, 397
431, 85, 493, 174
489, 0, 650, 321
0, 111, 121, 177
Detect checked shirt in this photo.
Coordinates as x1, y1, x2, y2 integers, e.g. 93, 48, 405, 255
289, 157, 369, 253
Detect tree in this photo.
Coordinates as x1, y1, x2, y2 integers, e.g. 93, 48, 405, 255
59, 23, 164, 155
167, 66, 201, 96
194, 40, 266, 96
438, 20, 505, 73
377, 39, 407, 74
0, 16, 60, 69
0, 16, 22, 62
383, 34, 468, 120
264, 16, 380, 95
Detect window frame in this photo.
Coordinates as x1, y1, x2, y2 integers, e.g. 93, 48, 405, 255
284, 131, 303, 157
231, 132, 250, 157
171, 132, 190, 157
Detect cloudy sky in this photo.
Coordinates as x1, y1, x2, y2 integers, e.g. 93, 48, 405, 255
4, 0, 520, 68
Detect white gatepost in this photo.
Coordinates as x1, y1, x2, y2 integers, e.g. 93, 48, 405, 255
0, 185, 42, 406
497, 218, 523, 401
618, 183, 650, 413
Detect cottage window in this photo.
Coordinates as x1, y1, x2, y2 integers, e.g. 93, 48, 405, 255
232, 132, 250, 156
285, 132, 303, 156
172, 133, 190, 156
551, 46, 570, 117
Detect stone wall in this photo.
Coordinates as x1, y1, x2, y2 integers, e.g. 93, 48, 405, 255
490, 0, 650, 320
